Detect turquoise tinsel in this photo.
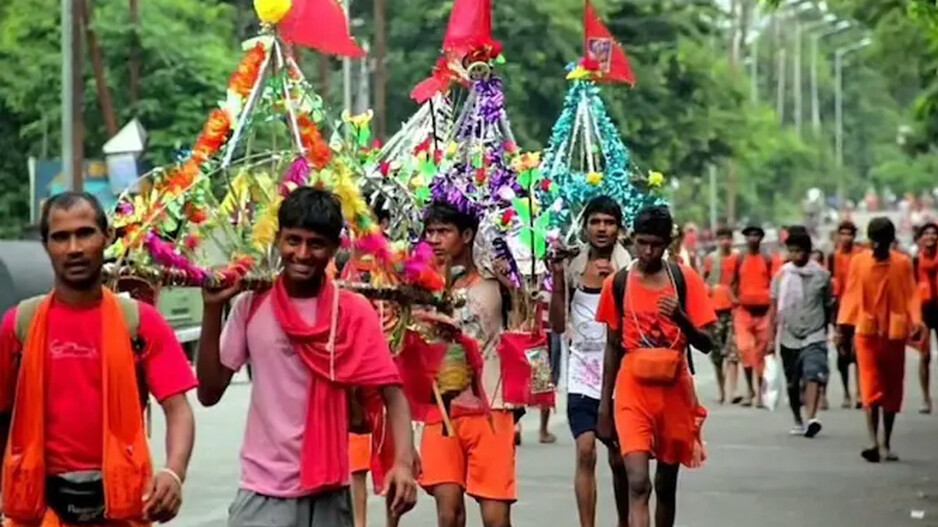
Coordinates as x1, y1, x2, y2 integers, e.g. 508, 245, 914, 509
540, 80, 665, 234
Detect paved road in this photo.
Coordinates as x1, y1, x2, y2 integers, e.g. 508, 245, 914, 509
154, 348, 938, 527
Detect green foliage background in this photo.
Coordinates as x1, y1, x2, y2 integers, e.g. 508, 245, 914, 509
0, 0, 936, 238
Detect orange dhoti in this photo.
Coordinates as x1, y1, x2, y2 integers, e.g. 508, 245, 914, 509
855, 336, 906, 412
349, 432, 373, 474
4, 510, 148, 527
614, 362, 707, 468
734, 308, 770, 373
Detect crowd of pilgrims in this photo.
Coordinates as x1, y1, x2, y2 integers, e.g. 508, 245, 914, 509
0, 188, 934, 527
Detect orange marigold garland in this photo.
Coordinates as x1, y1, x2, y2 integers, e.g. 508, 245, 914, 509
228, 43, 267, 98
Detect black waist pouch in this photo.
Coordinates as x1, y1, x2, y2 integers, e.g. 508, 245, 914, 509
46, 471, 106, 524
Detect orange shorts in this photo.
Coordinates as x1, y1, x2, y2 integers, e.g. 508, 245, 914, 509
349, 432, 372, 474
418, 410, 517, 502
855, 336, 906, 412
614, 361, 707, 468
734, 308, 770, 373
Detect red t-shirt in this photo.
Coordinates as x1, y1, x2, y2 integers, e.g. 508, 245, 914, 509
596, 264, 717, 352
0, 298, 198, 475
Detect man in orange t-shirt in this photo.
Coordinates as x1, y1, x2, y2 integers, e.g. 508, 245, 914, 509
595, 205, 716, 527
732, 225, 776, 407
837, 218, 923, 463
829, 221, 863, 409
703, 226, 739, 404
913, 222, 938, 414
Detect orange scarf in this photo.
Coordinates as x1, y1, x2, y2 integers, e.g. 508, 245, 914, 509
2, 290, 152, 523
837, 251, 922, 339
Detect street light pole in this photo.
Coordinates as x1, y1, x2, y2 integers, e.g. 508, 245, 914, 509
342, 0, 352, 115
811, 21, 851, 136
62, 0, 83, 192
794, 21, 802, 135
835, 37, 872, 199
795, 17, 839, 137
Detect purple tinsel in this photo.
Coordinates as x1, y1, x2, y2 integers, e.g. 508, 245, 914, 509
457, 78, 506, 142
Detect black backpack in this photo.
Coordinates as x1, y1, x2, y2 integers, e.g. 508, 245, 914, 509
611, 260, 698, 374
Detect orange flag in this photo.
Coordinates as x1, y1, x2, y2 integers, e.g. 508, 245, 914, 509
584, 1, 636, 86
280, 0, 365, 58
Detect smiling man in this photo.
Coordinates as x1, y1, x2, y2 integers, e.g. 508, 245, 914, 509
0, 191, 197, 527
196, 187, 417, 527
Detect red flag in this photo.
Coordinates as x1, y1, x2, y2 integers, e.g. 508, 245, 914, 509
443, 0, 499, 55
583, 1, 635, 86
280, 0, 365, 58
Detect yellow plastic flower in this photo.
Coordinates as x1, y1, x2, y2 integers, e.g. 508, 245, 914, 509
648, 170, 665, 188
566, 66, 592, 81
344, 110, 374, 127
586, 172, 603, 186
251, 198, 281, 252
254, 0, 292, 24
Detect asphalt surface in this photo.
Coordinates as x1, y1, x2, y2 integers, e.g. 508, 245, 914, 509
154, 347, 938, 527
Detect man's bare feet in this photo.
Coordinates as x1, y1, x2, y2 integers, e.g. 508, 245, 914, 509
539, 431, 557, 444
841, 396, 852, 409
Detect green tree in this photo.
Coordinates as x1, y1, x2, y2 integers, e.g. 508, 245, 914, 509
0, 0, 240, 235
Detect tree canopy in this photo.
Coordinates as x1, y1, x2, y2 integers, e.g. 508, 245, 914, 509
0, 0, 936, 237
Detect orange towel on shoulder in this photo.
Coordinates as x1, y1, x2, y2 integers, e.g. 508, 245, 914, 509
837, 250, 921, 338
3, 290, 152, 523
838, 251, 920, 412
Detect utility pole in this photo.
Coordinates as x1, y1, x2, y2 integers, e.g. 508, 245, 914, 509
342, 0, 352, 114
793, 21, 802, 136
129, 0, 141, 109
63, 0, 84, 192
811, 21, 851, 135
834, 38, 872, 200
356, 42, 370, 115
750, 36, 759, 103
83, 0, 118, 138
373, 0, 387, 140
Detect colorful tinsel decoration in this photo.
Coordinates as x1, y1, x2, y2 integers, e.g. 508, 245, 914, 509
539, 79, 666, 234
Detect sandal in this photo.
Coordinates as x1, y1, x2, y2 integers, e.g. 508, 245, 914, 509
861, 447, 881, 463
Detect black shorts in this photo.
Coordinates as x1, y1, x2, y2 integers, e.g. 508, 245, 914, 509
781, 341, 830, 389
925, 302, 938, 331
567, 394, 600, 439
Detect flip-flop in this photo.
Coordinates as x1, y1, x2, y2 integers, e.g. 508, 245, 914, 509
731, 396, 744, 405
884, 452, 900, 462
539, 432, 557, 444
741, 399, 753, 407
919, 407, 932, 415
861, 448, 881, 463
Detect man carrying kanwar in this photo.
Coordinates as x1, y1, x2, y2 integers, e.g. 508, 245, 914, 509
0, 191, 198, 526
596, 205, 716, 527
197, 187, 418, 527
837, 217, 923, 463
412, 200, 516, 527
549, 195, 631, 527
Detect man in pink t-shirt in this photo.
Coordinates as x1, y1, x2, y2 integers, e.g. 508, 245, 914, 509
0, 192, 197, 525
196, 187, 418, 527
